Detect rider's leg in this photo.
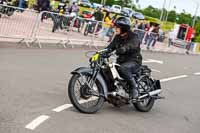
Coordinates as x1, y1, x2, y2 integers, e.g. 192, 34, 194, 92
118, 62, 139, 99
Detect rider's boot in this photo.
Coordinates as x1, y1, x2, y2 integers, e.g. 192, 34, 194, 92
129, 78, 139, 100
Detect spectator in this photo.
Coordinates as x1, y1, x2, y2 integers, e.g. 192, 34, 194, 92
137, 21, 146, 43
101, 11, 112, 41
151, 25, 160, 47
186, 31, 195, 54
38, 0, 50, 22
18, 0, 25, 8
37, 0, 50, 11
133, 19, 139, 29
92, 7, 104, 21
146, 24, 159, 49
0, 0, 7, 4
107, 13, 118, 42
91, 7, 104, 35
168, 30, 176, 47
69, 2, 79, 15
143, 22, 151, 44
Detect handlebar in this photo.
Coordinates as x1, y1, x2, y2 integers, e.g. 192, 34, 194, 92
98, 49, 116, 58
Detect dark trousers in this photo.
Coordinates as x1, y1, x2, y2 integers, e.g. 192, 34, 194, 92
118, 61, 140, 92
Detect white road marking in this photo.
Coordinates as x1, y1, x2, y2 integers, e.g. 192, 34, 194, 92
25, 115, 50, 130
194, 72, 200, 75
148, 59, 164, 64
151, 69, 161, 73
52, 104, 72, 112
52, 97, 98, 113
143, 59, 164, 64
160, 75, 188, 82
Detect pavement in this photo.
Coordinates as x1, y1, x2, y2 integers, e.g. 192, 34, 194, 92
0, 47, 200, 133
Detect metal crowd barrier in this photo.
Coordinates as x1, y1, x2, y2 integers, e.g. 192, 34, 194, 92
31, 11, 113, 48
0, 5, 120, 49
133, 28, 194, 52
1, 4, 192, 51
0, 4, 39, 47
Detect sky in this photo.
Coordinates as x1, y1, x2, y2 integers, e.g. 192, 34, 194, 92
136, 0, 200, 16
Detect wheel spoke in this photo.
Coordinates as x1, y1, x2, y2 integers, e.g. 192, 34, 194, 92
73, 75, 100, 108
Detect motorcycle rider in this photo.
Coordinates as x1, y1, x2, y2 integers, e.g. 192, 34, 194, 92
106, 17, 142, 99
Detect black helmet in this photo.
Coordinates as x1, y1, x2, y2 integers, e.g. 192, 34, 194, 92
114, 17, 131, 34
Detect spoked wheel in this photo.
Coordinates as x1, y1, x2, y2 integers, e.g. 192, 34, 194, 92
68, 74, 105, 114
133, 77, 155, 112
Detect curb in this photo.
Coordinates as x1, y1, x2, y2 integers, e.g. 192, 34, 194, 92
0, 41, 200, 56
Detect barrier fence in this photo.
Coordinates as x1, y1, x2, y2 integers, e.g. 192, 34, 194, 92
0, 4, 39, 47
0, 4, 196, 52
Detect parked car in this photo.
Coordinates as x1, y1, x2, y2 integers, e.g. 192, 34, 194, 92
110, 5, 121, 14
133, 12, 145, 20
91, 3, 103, 9
78, 0, 91, 8
103, 5, 111, 12
121, 7, 134, 18
80, 10, 92, 18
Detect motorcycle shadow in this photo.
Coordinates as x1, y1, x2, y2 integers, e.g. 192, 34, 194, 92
68, 103, 159, 115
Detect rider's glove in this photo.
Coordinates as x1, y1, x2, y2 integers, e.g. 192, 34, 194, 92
116, 47, 126, 54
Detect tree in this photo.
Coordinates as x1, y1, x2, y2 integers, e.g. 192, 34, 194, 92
105, 0, 132, 7
177, 13, 192, 26
167, 10, 176, 22
194, 21, 200, 42
142, 6, 161, 19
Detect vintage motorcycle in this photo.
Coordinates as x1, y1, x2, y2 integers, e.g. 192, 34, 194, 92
68, 49, 163, 114
0, 1, 15, 18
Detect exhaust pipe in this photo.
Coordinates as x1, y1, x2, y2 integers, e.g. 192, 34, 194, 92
139, 89, 162, 99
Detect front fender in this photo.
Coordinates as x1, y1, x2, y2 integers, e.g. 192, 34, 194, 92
71, 67, 108, 98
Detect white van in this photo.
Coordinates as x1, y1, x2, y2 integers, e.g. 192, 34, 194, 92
110, 5, 121, 14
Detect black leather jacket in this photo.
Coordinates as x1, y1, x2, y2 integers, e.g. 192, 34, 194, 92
106, 31, 142, 65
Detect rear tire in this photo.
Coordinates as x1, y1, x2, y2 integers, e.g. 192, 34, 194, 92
133, 76, 155, 112
68, 74, 105, 114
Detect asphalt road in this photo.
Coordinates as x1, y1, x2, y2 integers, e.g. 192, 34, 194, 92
0, 48, 200, 133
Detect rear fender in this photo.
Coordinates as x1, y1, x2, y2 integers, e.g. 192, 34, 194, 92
71, 67, 108, 98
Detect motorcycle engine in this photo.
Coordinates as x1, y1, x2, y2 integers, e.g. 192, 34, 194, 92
116, 85, 129, 99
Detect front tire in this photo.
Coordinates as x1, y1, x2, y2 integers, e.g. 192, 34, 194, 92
68, 74, 105, 114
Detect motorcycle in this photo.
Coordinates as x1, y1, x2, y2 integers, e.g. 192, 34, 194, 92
0, 1, 15, 18
83, 18, 96, 36
83, 17, 102, 36
68, 49, 163, 114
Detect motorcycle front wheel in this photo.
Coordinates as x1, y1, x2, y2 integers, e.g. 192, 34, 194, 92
68, 74, 105, 114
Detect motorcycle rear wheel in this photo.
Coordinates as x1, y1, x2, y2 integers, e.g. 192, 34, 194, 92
133, 77, 155, 112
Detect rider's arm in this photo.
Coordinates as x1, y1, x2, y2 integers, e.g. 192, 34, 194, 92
105, 36, 118, 52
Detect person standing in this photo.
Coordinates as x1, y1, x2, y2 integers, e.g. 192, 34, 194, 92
92, 7, 104, 34
146, 24, 159, 49
39, 0, 50, 22
92, 7, 104, 21
100, 11, 112, 41
186, 31, 195, 54
137, 21, 146, 43
168, 30, 176, 47
69, 2, 79, 15
18, 0, 24, 8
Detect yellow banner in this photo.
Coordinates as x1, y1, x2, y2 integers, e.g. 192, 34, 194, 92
195, 43, 200, 53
